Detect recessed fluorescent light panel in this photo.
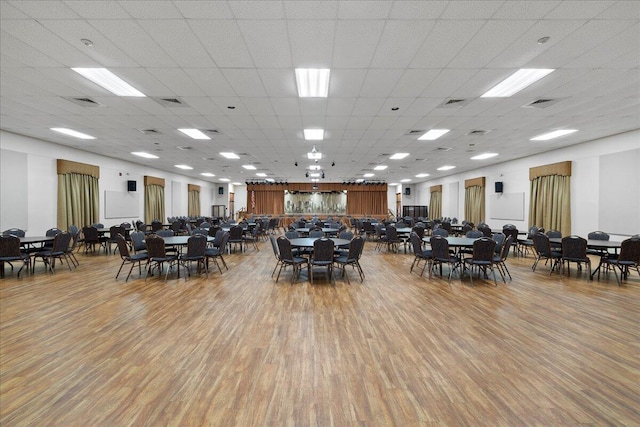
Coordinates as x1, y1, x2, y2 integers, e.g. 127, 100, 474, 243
220, 152, 240, 159
437, 165, 456, 171
400, 179, 412, 183
355, 179, 364, 183
373, 165, 388, 171
418, 129, 450, 140
265, 178, 275, 182
256, 173, 267, 177
304, 129, 324, 140
51, 127, 96, 139
363, 173, 374, 178
220, 178, 230, 182
201, 173, 215, 177
242, 165, 257, 170
415, 173, 430, 178
308, 165, 322, 170
309, 173, 320, 178
295, 68, 330, 98
175, 164, 193, 170
307, 151, 322, 160
71, 68, 146, 97
178, 128, 210, 140
530, 129, 578, 141
481, 68, 554, 98
389, 153, 409, 160
232, 182, 243, 186
471, 153, 499, 160
131, 151, 158, 159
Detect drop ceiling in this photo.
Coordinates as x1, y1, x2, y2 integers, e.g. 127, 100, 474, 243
1, 0, 638, 185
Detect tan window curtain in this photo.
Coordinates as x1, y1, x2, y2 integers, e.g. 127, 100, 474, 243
529, 162, 571, 235
188, 184, 200, 217
346, 191, 387, 216
429, 186, 442, 219
464, 177, 485, 225
144, 176, 165, 224
57, 160, 100, 230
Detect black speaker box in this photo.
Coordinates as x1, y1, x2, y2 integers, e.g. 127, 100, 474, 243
218, 186, 224, 195
127, 180, 137, 192
404, 187, 411, 196
495, 181, 503, 193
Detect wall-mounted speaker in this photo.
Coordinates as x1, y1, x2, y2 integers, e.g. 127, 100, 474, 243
127, 180, 137, 192
218, 186, 224, 195
404, 187, 411, 196
495, 181, 503, 193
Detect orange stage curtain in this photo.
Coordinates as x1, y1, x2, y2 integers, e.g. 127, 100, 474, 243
346, 191, 387, 216
247, 190, 285, 215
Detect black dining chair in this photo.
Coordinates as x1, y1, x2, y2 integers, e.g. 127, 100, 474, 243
560, 235, 591, 280
334, 235, 365, 284
429, 235, 461, 282
463, 237, 498, 286
205, 231, 230, 274
532, 233, 562, 274
32, 231, 73, 273
309, 238, 335, 284
275, 236, 308, 284
0, 235, 31, 278
115, 234, 147, 282
144, 234, 178, 281
595, 237, 640, 285
179, 234, 208, 280
409, 232, 432, 277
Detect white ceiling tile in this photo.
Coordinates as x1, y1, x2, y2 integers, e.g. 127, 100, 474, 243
491, 1, 561, 19
228, 1, 286, 19
0, 30, 64, 67
299, 99, 328, 117
237, 20, 292, 68
332, 20, 385, 68
221, 69, 267, 97
287, 20, 335, 67
284, 1, 338, 19
352, 98, 386, 116
389, 69, 440, 98
327, 98, 357, 116
422, 69, 479, 98
596, 1, 640, 19
389, 1, 448, 19
184, 68, 236, 97
173, 1, 234, 19
338, 1, 392, 19
117, 1, 182, 19
270, 98, 301, 116
63, 1, 131, 19
147, 68, 204, 96
410, 20, 485, 68
346, 116, 374, 129
11, 1, 79, 18
329, 69, 368, 97
564, 23, 640, 69
370, 20, 435, 68
187, 20, 254, 68
359, 69, 404, 97
242, 97, 276, 116
258, 69, 297, 97
545, 1, 616, 19
440, 1, 505, 19
404, 98, 443, 116
277, 115, 303, 129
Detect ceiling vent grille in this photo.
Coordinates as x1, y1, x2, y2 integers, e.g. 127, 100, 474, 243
434, 147, 452, 152
522, 98, 562, 108
405, 130, 425, 135
177, 146, 192, 150
138, 129, 161, 135
151, 97, 189, 107
467, 130, 489, 136
438, 98, 471, 108
63, 96, 103, 107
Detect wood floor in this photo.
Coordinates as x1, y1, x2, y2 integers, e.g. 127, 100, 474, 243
1, 236, 639, 426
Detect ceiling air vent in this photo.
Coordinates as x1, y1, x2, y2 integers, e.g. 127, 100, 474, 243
434, 147, 452, 152
138, 129, 161, 135
151, 97, 189, 107
438, 98, 471, 108
177, 146, 192, 151
522, 98, 562, 109
63, 96, 103, 107
405, 130, 425, 135
467, 130, 489, 136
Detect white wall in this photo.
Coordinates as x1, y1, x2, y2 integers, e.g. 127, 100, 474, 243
0, 130, 221, 235
416, 129, 640, 238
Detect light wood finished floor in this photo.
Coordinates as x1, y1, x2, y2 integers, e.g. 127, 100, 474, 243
1, 237, 639, 426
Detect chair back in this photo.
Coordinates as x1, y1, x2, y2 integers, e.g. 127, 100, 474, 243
312, 238, 334, 264
385, 226, 398, 240
493, 232, 506, 254
156, 229, 174, 237
338, 230, 354, 240
269, 234, 280, 260
68, 225, 79, 236
185, 235, 207, 259
411, 225, 425, 238
151, 220, 163, 232
432, 228, 448, 237
285, 231, 299, 240
410, 232, 424, 256
46, 228, 62, 237
200, 222, 211, 229
191, 228, 208, 236
430, 236, 451, 261
3, 228, 26, 237
170, 221, 182, 233
532, 233, 553, 257
561, 235, 588, 261
618, 238, 640, 263
115, 234, 131, 259
276, 236, 295, 262
527, 226, 540, 238
309, 228, 324, 238
110, 225, 125, 239
441, 222, 451, 233
82, 226, 99, 243
466, 230, 483, 238
145, 235, 167, 259
0, 235, 22, 258
229, 225, 244, 240
546, 230, 562, 239
91, 223, 105, 229
349, 235, 365, 261
501, 235, 514, 261
52, 232, 72, 254
120, 222, 131, 229
130, 231, 146, 252
472, 237, 496, 263
587, 231, 610, 241
478, 225, 492, 237
218, 232, 230, 254
212, 229, 226, 248
502, 227, 519, 244
461, 224, 473, 235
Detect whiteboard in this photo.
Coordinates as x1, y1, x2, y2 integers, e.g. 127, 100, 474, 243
490, 192, 524, 221
598, 148, 640, 235
105, 190, 139, 219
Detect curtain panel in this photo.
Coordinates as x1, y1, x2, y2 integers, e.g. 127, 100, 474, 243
529, 174, 571, 235
464, 186, 485, 225
145, 184, 165, 224
247, 190, 285, 215
188, 190, 200, 217
57, 172, 99, 230
346, 191, 387, 216
429, 190, 442, 220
